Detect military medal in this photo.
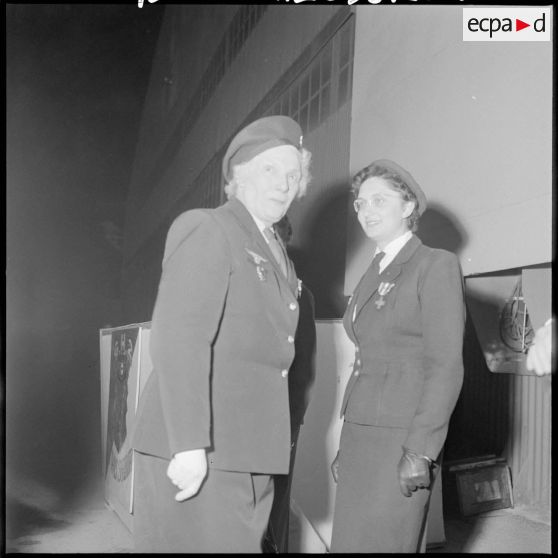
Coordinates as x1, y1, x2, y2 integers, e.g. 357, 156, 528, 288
245, 248, 268, 282
375, 282, 395, 309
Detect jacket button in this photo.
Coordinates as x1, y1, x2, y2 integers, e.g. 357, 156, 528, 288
354, 370, 360, 377
356, 359, 361, 366
289, 302, 297, 311
287, 335, 294, 343
281, 369, 288, 378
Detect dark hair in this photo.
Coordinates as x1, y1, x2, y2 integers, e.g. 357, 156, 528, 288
351, 162, 420, 232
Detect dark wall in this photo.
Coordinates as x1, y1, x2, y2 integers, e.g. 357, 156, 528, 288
444, 310, 511, 462
6, 5, 162, 508
121, 225, 167, 325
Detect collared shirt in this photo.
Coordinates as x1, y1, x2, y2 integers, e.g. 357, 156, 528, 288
374, 230, 413, 273
245, 210, 273, 244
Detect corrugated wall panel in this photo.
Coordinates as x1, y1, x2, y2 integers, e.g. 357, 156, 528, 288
446, 313, 550, 511
504, 374, 551, 507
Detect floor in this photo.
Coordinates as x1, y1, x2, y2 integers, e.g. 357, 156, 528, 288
5, 487, 551, 554
427, 471, 551, 554
427, 505, 551, 554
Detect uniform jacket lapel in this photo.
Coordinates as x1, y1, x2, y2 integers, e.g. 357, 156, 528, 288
228, 199, 299, 298
227, 199, 271, 262
381, 234, 422, 281
350, 235, 423, 324
226, 199, 298, 331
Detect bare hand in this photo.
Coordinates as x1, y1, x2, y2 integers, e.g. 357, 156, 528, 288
526, 319, 554, 376
166, 448, 208, 502
331, 451, 340, 484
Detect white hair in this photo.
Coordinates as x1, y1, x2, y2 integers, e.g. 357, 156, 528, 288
225, 147, 312, 200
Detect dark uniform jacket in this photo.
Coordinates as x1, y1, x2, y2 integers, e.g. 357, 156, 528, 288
341, 234, 465, 460
288, 283, 316, 431
133, 198, 301, 475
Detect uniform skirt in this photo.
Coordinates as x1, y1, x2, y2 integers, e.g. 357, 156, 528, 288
330, 422, 435, 553
133, 451, 274, 553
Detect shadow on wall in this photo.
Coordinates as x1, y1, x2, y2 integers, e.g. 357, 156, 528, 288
288, 180, 351, 320
417, 202, 469, 254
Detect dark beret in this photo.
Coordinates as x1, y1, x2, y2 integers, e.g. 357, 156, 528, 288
368, 159, 427, 215
222, 115, 303, 182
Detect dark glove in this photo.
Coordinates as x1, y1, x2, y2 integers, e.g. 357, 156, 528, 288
397, 447, 433, 497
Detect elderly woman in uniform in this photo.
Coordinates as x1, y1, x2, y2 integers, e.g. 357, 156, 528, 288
330, 159, 465, 553
133, 116, 312, 553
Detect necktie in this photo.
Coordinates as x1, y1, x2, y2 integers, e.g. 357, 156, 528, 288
264, 227, 288, 277
352, 251, 385, 322
370, 250, 385, 275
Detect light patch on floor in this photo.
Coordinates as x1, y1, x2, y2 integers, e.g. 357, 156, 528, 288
429, 506, 551, 554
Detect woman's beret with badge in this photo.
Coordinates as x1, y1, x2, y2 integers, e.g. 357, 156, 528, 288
222, 115, 303, 182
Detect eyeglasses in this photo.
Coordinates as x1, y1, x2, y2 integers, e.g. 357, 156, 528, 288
353, 193, 402, 213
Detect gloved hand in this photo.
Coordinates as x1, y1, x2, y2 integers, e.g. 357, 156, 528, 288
167, 448, 208, 502
397, 447, 432, 497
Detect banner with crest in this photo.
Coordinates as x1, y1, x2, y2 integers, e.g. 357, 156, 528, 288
99, 323, 153, 531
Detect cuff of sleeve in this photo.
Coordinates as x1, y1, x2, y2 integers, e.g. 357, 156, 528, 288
403, 446, 435, 464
